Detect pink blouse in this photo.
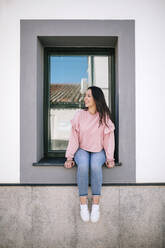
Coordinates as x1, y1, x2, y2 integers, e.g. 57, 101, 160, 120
65, 109, 115, 162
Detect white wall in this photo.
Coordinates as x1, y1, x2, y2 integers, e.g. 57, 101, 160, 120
0, 0, 165, 183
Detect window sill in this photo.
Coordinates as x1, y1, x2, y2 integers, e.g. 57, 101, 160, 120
32, 157, 122, 166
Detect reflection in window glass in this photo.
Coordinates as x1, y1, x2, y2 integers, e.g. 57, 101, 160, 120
48, 55, 111, 151
93, 56, 111, 106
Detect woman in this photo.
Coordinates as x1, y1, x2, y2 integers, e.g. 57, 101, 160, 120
64, 86, 115, 223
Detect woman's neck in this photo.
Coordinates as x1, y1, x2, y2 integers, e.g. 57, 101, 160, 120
87, 106, 97, 115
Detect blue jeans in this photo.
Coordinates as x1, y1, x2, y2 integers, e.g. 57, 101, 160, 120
74, 147, 106, 197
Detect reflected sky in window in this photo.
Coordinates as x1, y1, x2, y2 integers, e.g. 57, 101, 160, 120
50, 56, 88, 84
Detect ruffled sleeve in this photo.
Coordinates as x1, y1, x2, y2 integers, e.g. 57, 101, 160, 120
103, 117, 115, 162
65, 110, 81, 160
104, 118, 115, 134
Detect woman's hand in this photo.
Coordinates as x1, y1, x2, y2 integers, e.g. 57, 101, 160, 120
64, 159, 75, 169
105, 160, 115, 168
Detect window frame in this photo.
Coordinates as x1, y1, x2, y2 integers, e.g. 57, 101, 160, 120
44, 47, 118, 161
20, 19, 135, 184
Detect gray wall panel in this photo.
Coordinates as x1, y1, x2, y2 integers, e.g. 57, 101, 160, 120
20, 20, 135, 183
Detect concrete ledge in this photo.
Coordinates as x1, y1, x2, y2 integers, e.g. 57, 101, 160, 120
0, 186, 165, 247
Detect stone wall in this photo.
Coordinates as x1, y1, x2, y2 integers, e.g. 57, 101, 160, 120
0, 186, 164, 248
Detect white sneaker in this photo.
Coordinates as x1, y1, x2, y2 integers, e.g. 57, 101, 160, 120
80, 203, 90, 222
90, 204, 100, 223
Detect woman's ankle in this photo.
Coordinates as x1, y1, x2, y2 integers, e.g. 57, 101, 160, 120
80, 195, 88, 205
92, 195, 100, 205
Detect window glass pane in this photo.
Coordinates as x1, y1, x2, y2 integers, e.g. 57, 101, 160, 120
49, 56, 88, 151
48, 55, 111, 152
93, 56, 110, 88
50, 108, 79, 150
92, 56, 111, 109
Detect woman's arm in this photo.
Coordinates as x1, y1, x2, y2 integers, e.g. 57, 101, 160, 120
65, 126, 79, 160
65, 110, 81, 160
103, 117, 115, 163
103, 131, 115, 163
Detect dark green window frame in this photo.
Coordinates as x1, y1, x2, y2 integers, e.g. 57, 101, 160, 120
44, 47, 118, 163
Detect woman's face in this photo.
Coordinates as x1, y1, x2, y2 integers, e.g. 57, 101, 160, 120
84, 89, 96, 108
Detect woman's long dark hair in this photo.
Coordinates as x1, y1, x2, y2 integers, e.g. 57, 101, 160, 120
83, 86, 112, 128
